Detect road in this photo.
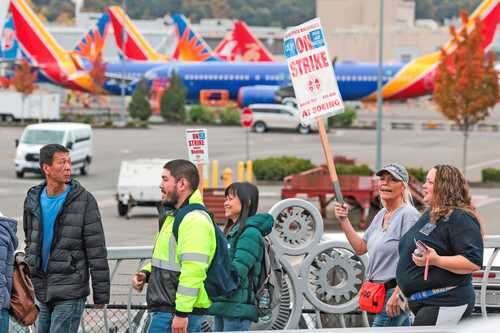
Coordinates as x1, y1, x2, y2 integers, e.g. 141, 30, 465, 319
1, 122, 500, 247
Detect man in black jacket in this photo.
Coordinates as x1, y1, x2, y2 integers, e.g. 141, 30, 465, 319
23, 144, 110, 333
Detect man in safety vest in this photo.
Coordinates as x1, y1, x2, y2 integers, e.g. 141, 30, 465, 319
132, 159, 216, 333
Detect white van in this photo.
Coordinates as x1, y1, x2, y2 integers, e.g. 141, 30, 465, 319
14, 123, 93, 178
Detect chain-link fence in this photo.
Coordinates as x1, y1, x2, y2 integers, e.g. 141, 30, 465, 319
10, 305, 150, 333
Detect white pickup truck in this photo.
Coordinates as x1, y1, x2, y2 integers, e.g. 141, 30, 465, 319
116, 159, 167, 218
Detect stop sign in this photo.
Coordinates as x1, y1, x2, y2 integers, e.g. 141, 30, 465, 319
240, 107, 254, 128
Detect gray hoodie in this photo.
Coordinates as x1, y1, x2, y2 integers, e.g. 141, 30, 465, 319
0, 216, 18, 310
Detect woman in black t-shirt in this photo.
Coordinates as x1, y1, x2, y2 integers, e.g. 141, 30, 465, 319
396, 164, 484, 326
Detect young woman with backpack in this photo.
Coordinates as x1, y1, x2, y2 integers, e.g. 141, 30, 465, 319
209, 182, 274, 331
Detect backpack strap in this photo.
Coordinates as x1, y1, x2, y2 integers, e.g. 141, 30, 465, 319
172, 203, 210, 241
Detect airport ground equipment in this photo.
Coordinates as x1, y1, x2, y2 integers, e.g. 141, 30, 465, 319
0, 91, 60, 122
281, 165, 379, 228
116, 159, 165, 218
281, 165, 426, 228
116, 159, 228, 221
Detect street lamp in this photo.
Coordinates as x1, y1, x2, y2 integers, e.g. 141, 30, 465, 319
375, 0, 384, 171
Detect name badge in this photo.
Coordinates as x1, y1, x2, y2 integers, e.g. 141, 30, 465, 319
419, 223, 436, 236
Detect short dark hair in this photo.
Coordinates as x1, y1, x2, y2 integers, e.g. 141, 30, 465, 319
164, 159, 199, 191
39, 144, 69, 171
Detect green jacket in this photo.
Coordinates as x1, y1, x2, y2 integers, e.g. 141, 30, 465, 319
209, 213, 274, 322
141, 190, 216, 315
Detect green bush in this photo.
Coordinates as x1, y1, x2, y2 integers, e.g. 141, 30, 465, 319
160, 71, 187, 122
337, 164, 373, 176
188, 105, 215, 124
253, 156, 315, 181
406, 167, 427, 183
482, 168, 500, 183
74, 113, 93, 124
220, 107, 241, 125
128, 80, 152, 121
328, 106, 357, 128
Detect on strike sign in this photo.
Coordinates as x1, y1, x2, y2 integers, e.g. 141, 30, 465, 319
185, 129, 209, 164
284, 18, 344, 123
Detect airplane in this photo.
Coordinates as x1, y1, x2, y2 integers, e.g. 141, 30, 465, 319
108, 8, 273, 63
109, 7, 220, 62
215, 20, 275, 62
9, 0, 111, 91
11, 0, 500, 106
0, 14, 18, 61
168, 14, 221, 62
107, 5, 168, 62
104, 0, 499, 105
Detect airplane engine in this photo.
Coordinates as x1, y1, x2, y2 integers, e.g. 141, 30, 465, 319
237, 85, 280, 107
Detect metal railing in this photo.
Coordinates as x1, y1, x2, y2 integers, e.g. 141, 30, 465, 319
10, 200, 500, 332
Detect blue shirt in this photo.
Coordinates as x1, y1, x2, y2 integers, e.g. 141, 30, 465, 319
40, 185, 71, 272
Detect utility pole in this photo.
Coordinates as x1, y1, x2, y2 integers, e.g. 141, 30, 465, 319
375, 0, 384, 171
121, 0, 127, 124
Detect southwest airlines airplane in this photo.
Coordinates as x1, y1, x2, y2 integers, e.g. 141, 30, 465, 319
8, 0, 111, 91
108, 5, 274, 62
9, 0, 500, 106
108, 6, 220, 62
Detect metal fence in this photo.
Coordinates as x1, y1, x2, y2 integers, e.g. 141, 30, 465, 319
8, 200, 500, 332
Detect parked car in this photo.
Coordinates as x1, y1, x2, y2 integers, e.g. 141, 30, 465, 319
14, 122, 93, 178
247, 103, 322, 134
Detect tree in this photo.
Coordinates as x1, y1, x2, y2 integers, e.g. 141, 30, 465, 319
434, 11, 499, 175
160, 71, 187, 122
210, 0, 231, 19
128, 79, 152, 121
12, 60, 37, 123
88, 52, 107, 105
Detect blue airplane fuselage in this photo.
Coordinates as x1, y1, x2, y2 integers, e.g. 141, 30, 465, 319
101, 60, 406, 103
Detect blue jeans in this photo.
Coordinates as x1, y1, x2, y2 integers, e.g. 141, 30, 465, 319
372, 288, 411, 327
213, 316, 251, 332
0, 309, 9, 333
148, 311, 205, 333
37, 297, 86, 333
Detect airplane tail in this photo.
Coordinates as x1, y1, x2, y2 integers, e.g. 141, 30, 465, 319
9, 0, 95, 91
171, 14, 220, 62
216, 20, 274, 62
73, 12, 110, 60
0, 14, 18, 61
108, 6, 167, 62
371, 0, 499, 100
443, 0, 499, 54
214, 28, 237, 61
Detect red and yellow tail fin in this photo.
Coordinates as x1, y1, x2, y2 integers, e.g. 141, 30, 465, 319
368, 0, 499, 100
108, 6, 167, 62
10, 0, 96, 91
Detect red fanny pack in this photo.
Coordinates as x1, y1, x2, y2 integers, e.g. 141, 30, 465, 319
358, 281, 386, 314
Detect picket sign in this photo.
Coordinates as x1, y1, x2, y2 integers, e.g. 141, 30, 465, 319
185, 128, 209, 194
284, 18, 345, 203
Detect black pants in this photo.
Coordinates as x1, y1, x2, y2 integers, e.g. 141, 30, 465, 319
409, 301, 474, 326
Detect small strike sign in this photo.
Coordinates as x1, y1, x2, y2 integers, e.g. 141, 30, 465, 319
185, 128, 209, 165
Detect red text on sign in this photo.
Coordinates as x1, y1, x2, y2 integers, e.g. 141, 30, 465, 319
289, 51, 329, 78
